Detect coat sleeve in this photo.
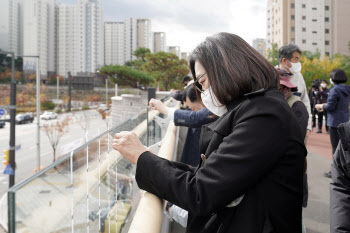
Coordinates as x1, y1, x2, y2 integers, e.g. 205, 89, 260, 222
330, 142, 350, 233
136, 107, 293, 216
173, 108, 217, 128
292, 101, 309, 139
323, 88, 339, 112
298, 74, 312, 131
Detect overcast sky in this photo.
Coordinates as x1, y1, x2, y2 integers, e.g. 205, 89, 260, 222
58, 0, 267, 53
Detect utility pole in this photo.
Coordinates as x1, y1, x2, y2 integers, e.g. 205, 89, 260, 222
9, 53, 16, 187
36, 57, 40, 172
57, 75, 59, 108
68, 72, 72, 112
105, 78, 108, 106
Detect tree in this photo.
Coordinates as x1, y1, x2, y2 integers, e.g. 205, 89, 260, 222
267, 43, 279, 66
133, 47, 151, 62
143, 52, 189, 91
99, 65, 154, 89
44, 116, 71, 162
98, 109, 110, 129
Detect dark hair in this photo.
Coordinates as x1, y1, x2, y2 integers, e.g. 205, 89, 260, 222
182, 85, 198, 103
322, 79, 328, 84
182, 75, 191, 83
278, 44, 302, 63
330, 69, 348, 84
189, 33, 279, 105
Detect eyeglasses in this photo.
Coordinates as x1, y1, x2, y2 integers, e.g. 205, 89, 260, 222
193, 72, 206, 94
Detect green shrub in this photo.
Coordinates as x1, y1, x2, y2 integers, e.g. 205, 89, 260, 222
82, 105, 90, 110
56, 109, 62, 114
41, 101, 55, 110
72, 108, 79, 111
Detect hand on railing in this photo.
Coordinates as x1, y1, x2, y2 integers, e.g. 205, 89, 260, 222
149, 98, 168, 116
112, 131, 150, 164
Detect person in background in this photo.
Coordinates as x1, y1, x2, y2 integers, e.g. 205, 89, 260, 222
278, 44, 312, 139
315, 69, 350, 178
170, 75, 192, 102
309, 84, 317, 128
276, 68, 309, 233
330, 121, 350, 233
150, 85, 217, 166
113, 33, 306, 233
315, 80, 329, 133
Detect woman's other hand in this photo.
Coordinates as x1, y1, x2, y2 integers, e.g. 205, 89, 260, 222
149, 98, 168, 115
112, 131, 148, 164
315, 104, 324, 110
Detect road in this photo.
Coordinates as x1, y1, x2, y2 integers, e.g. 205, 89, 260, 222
0, 110, 109, 197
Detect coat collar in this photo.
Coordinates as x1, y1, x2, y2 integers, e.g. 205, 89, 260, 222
205, 88, 271, 135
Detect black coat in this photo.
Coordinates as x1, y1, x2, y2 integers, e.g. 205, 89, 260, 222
136, 89, 307, 233
330, 121, 350, 233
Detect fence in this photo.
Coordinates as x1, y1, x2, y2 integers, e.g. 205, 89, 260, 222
7, 96, 179, 233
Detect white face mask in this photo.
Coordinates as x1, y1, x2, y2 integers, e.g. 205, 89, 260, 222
321, 83, 326, 88
288, 61, 302, 75
201, 87, 228, 116
330, 79, 334, 85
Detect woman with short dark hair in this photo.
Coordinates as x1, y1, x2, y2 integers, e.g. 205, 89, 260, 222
315, 69, 350, 175
113, 33, 307, 233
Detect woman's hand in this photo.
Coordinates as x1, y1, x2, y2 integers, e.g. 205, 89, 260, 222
149, 98, 168, 115
112, 131, 148, 164
315, 104, 325, 110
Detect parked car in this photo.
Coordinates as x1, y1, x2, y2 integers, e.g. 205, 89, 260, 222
40, 111, 57, 120
15, 113, 34, 124
0, 120, 5, 128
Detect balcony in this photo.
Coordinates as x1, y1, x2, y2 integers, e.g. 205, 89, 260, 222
6, 96, 185, 233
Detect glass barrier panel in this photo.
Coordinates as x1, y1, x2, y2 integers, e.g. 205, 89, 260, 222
13, 155, 71, 232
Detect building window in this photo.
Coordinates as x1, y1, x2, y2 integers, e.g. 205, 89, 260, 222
325, 41, 330, 45
302, 16, 306, 20
291, 3, 295, 9
291, 15, 295, 20
302, 4, 306, 8
302, 40, 306, 44
325, 29, 330, 34
312, 7, 317, 10
302, 27, 306, 32
291, 38, 295, 43
312, 42, 317, 45
325, 17, 329, 22
325, 6, 329, 11
312, 19, 317, 22
291, 26, 295, 32
325, 52, 330, 56
312, 31, 317, 34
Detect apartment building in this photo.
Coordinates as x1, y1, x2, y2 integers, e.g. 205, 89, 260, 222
137, 19, 153, 52
105, 22, 125, 65
124, 18, 137, 62
22, 0, 56, 79
154, 32, 166, 52
168, 46, 181, 58
267, 0, 350, 57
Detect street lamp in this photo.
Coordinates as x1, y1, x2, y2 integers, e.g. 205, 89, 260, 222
22, 55, 40, 172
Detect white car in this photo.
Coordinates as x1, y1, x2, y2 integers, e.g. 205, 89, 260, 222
40, 111, 57, 120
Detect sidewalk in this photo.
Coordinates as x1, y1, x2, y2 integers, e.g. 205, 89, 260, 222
304, 126, 333, 233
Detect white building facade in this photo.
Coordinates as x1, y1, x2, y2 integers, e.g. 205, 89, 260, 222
168, 46, 181, 58
124, 18, 137, 62
137, 19, 153, 52
153, 32, 166, 52
295, 0, 333, 56
105, 22, 125, 65
252, 38, 267, 57
22, 0, 56, 78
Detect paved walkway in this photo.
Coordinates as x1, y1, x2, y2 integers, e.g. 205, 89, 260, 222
304, 126, 333, 233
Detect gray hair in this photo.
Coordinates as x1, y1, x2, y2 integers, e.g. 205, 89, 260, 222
278, 44, 302, 63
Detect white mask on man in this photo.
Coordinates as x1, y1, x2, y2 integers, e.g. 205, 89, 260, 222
321, 83, 327, 88
201, 87, 228, 116
288, 61, 302, 75
330, 79, 334, 85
